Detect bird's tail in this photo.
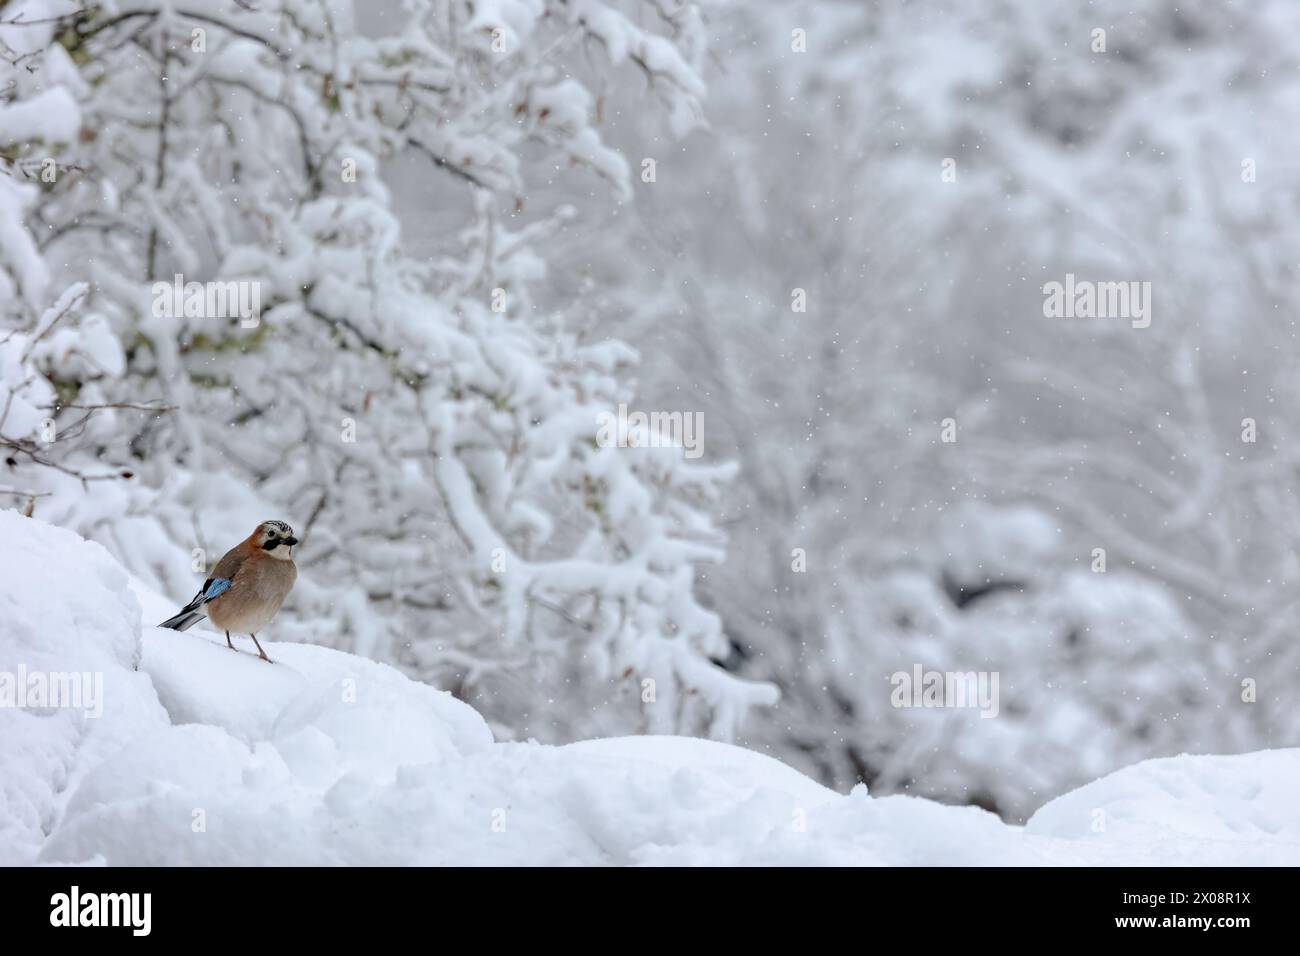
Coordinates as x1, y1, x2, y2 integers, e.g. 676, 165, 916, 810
158, 607, 206, 631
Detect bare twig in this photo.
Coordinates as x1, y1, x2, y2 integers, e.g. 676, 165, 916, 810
45, 400, 177, 412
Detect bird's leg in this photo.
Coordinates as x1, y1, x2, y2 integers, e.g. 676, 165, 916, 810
225, 630, 235, 650
249, 633, 272, 663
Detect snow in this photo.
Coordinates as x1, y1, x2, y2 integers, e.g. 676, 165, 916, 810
0, 88, 81, 146
1027, 750, 1300, 864
0, 177, 51, 311
940, 502, 1060, 589
0, 513, 169, 864
3, 511, 1296, 865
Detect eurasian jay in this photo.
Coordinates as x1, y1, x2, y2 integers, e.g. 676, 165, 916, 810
158, 520, 299, 662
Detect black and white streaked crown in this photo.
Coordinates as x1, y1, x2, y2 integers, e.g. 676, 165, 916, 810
262, 520, 294, 536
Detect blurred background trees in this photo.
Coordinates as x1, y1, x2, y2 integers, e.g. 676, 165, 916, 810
4, 0, 1299, 820
547, 0, 1300, 817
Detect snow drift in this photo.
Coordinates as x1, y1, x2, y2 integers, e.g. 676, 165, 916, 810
1, 510, 1296, 865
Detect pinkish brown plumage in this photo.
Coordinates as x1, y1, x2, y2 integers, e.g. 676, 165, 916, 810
157, 520, 299, 662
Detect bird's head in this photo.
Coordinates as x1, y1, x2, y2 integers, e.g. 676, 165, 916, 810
253, 520, 298, 560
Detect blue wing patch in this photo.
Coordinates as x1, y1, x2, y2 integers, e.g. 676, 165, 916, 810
203, 578, 233, 601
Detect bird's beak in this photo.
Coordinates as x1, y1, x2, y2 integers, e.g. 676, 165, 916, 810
283, 536, 299, 547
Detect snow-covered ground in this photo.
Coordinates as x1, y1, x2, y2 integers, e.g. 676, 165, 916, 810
2, 510, 1296, 865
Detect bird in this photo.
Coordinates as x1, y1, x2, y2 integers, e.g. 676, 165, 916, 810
158, 520, 299, 663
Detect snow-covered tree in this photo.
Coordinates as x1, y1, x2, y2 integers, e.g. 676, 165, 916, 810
2, 1, 148, 514
1, 0, 776, 741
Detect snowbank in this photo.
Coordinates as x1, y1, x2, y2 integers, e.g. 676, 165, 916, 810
2, 510, 1296, 865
